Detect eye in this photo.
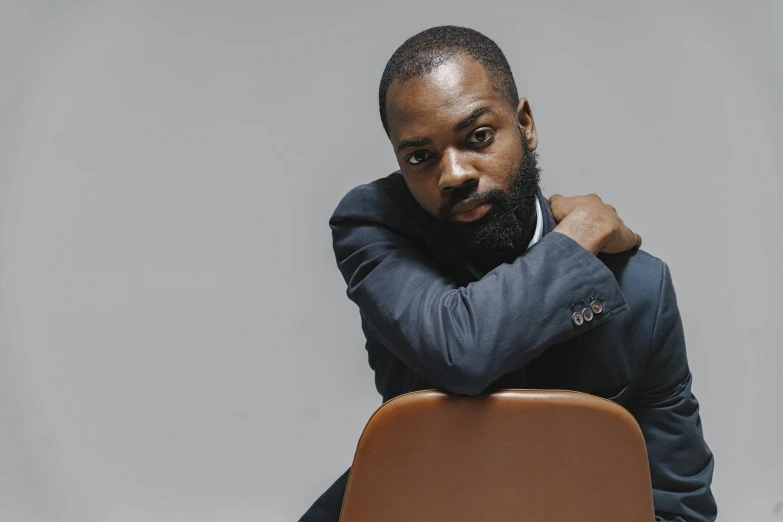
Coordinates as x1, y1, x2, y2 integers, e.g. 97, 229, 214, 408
468, 127, 494, 144
406, 150, 432, 166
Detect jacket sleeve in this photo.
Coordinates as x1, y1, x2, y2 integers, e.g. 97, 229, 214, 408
330, 182, 628, 395
628, 263, 717, 521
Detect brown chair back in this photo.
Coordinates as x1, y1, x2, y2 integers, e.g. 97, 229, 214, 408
339, 389, 654, 522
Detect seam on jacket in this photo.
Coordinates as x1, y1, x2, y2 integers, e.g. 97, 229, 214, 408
647, 261, 668, 364
629, 260, 667, 410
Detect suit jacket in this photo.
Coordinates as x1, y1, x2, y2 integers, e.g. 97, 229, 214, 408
301, 172, 716, 522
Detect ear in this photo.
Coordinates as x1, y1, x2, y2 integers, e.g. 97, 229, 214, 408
515, 97, 538, 151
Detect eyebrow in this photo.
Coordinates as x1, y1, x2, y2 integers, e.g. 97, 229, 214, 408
396, 136, 431, 153
395, 106, 494, 153
453, 106, 493, 132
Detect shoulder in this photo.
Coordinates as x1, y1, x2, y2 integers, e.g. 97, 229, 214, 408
604, 252, 692, 397
599, 248, 673, 322
330, 171, 410, 225
329, 172, 429, 263
600, 248, 668, 293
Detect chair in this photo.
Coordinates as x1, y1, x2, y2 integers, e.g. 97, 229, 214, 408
339, 389, 654, 522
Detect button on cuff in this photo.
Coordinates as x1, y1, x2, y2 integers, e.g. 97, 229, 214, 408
581, 307, 594, 322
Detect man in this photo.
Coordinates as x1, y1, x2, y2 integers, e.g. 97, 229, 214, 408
301, 26, 716, 521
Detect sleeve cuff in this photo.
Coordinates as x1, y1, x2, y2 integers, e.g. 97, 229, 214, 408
544, 231, 629, 330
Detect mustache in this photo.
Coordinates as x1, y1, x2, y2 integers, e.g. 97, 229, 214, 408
439, 185, 507, 219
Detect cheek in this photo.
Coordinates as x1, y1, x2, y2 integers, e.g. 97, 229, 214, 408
404, 177, 441, 216
489, 133, 524, 185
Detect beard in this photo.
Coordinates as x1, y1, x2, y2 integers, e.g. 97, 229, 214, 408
437, 132, 541, 261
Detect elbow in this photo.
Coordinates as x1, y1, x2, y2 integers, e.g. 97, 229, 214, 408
436, 359, 495, 397
442, 382, 487, 396
428, 293, 497, 396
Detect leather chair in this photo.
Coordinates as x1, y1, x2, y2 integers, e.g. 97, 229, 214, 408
339, 389, 654, 522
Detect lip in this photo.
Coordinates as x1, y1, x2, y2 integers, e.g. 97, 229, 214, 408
451, 201, 492, 223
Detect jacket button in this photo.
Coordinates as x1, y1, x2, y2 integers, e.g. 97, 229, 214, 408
590, 300, 603, 314
582, 307, 594, 322
572, 311, 584, 326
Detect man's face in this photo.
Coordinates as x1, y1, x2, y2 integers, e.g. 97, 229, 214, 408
385, 54, 541, 257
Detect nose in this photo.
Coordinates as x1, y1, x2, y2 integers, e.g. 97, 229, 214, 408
438, 149, 479, 192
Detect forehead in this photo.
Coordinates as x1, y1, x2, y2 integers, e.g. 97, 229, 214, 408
386, 55, 507, 139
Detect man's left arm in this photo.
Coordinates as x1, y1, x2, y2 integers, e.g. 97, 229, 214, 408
628, 262, 717, 522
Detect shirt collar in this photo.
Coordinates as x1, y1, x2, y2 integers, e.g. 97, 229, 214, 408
527, 196, 544, 249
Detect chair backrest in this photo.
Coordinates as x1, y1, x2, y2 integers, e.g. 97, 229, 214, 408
339, 389, 654, 522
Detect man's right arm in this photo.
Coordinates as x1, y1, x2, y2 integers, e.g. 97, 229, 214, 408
330, 184, 634, 396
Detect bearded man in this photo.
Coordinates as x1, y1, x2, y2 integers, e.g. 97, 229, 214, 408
300, 25, 716, 522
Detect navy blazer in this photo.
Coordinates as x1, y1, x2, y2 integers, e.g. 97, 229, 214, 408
301, 172, 716, 522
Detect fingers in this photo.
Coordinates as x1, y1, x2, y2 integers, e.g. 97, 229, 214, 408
555, 192, 640, 254
611, 205, 641, 250
620, 228, 642, 251
600, 224, 641, 254
625, 226, 642, 249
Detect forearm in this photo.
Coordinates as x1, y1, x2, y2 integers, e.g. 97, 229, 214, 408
348, 232, 626, 394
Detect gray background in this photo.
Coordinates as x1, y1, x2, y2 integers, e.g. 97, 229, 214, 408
1, 1, 781, 521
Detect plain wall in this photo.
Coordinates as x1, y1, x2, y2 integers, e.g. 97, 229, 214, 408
1, 1, 781, 521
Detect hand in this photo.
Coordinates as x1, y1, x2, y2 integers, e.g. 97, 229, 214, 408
549, 193, 642, 255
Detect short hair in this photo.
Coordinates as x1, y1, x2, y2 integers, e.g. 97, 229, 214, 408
379, 25, 520, 134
